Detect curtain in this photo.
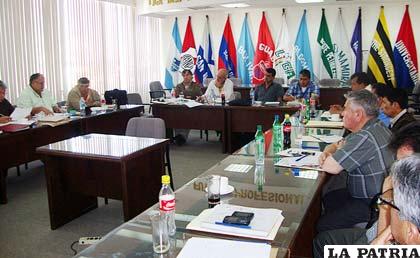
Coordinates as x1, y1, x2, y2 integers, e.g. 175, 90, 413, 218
0, 0, 161, 103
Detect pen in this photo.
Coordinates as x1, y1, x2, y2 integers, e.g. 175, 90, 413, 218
215, 221, 251, 229
295, 155, 308, 162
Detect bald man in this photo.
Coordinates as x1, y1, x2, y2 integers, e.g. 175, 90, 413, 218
202, 69, 234, 101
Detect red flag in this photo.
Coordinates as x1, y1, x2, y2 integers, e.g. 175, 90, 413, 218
393, 5, 418, 89
252, 12, 275, 85
180, 16, 197, 74
218, 16, 237, 77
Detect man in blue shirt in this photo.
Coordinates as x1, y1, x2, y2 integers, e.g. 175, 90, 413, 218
283, 69, 320, 102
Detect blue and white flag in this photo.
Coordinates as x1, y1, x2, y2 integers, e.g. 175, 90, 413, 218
294, 10, 314, 79
237, 13, 254, 86
164, 18, 182, 89
351, 8, 362, 73
195, 15, 214, 84
333, 8, 353, 86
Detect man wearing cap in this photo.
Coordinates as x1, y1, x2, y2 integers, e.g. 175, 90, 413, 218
67, 77, 101, 111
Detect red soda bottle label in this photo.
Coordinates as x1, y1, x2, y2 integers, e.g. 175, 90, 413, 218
283, 124, 291, 133
159, 196, 175, 212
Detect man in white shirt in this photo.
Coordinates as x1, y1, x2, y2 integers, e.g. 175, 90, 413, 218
201, 69, 234, 102
16, 73, 61, 115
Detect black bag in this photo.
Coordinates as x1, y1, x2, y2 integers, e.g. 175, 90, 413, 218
104, 89, 128, 106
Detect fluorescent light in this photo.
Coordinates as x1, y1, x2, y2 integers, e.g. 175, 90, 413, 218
163, 9, 184, 13
295, 0, 324, 3
220, 3, 250, 8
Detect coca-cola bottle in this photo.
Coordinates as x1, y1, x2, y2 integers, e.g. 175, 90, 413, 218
159, 175, 176, 236
283, 114, 292, 149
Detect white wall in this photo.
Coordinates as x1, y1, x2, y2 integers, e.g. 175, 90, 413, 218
160, 1, 420, 81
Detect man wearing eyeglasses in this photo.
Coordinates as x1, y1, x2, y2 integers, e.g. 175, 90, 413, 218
313, 122, 420, 257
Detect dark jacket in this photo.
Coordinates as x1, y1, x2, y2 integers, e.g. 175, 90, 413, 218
391, 111, 416, 133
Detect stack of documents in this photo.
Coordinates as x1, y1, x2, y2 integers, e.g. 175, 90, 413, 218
177, 237, 271, 258
186, 204, 284, 240
305, 120, 343, 128
275, 149, 323, 171
224, 164, 252, 173
37, 114, 70, 127
300, 134, 343, 143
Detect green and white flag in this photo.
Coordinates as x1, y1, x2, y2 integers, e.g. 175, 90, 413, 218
317, 8, 336, 79
273, 9, 295, 84
333, 8, 353, 86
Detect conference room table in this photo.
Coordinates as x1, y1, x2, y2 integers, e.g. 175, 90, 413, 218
151, 102, 300, 153
76, 118, 343, 258
0, 105, 143, 204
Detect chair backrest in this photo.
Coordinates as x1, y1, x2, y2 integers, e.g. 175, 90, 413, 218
230, 77, 242, 87
104, 89, 128, 105
125, 117, 166, 138
412, 82, 420, 103
127, 93, 143, 104
274, 77, 285, 85
149, 81, 165, 99
319, 78, 341, 87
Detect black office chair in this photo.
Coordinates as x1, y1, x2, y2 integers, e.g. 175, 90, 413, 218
408, 82, 420, 115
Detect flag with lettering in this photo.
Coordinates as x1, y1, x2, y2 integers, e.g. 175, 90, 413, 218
393, 5, 418, 89
237, 13, 254, 86
333, 8, 353, 86
273, 9, 295, 84
351, 8, 362, 73
294, 10, 314, 79
180, 16, 197, 74
164, 17, 182, 89
367, 7, 396, 88
317, 8, 336, 80
218, 15, 237, 77
195, 15, 215, 84
252, 12, 275, 85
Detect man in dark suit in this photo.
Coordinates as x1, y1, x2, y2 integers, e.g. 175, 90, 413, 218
381, 88, 416, 133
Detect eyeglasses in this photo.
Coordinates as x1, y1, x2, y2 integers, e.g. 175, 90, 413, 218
376, 189, 400, 211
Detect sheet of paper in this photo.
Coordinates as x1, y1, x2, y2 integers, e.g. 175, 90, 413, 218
301, 134, 343, 143
305, 120, 344, 128
294, 170, 319, 180
183, 100, 203, 108
10, 108, 31, 120
275, 151, 323, 171
177, 237, 271, 258
224, 164, 252, 173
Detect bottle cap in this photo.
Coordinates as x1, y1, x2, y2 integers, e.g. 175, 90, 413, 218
285, 114, 290, 119
162, 175, 170, 185
257, 125, 262, 130
274, 115, 279, 120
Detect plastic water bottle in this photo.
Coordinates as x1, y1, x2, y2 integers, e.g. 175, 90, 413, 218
304, 98, 311, 123
254, 125, 265, 165
283, 114, 292, 149
272, 115, 283, 153
250, 87, 255, 105
79, 98, 86, 116
159, 175, 176, 236
310, 93, 317, 118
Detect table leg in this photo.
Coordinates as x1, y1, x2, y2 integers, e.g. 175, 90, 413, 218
0, 168, 8, 204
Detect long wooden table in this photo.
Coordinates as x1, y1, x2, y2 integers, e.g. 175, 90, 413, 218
0, 105, 143, 204
152, 103, 299, 153
36, 134, 168, 229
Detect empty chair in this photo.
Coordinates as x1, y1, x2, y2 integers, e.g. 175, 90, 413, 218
127, 93, 143, 104
319, 78, 341, 87
274, 77, 285, 85
125, 117, 174, 188
149, 81, 170, 100
230, 77, 242, 87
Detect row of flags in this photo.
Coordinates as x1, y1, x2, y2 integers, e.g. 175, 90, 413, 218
165, 6, 418, 89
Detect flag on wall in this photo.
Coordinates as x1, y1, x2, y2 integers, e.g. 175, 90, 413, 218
294, 10, 314, 79
273, 9, 295, 84
252, 12, 275, 85
164, 17, 182, 89
237, 13, 254, 86
218, 15, 237, 77
367, 7, 396, 88
195, 15, 215, 84
393, 5, 418, 89
317, 8, 336, 79
351, 8, 362, 73
180, 16, 197, 74
333, 8, 353, 86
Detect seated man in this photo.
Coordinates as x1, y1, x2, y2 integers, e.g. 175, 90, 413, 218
0, 80, 14, 123
254, 68, 284, 102
173, 69, 202, 145
174, 69, 202, 100
317, 90, 394, 232
381, 87, 416, 133
329, 72, 372, 114
16, 73, 61, 115
313, 122, 420, 257
67, 77, 101, 111
283, 69, 319, 102
371, 83, 392, 127
201, 68, 233, 101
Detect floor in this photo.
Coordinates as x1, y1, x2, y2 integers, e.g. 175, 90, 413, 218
0, 130, 227, 258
